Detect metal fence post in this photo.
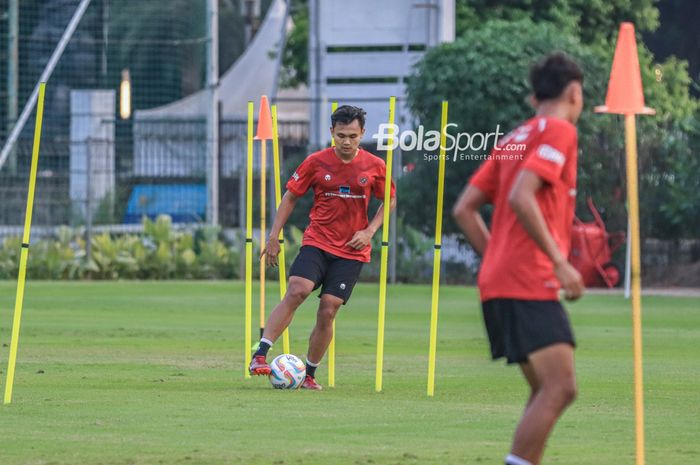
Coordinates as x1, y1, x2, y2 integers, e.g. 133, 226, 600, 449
86, 138, 93, 263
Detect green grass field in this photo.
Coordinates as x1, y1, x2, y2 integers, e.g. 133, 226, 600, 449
0, 281, 698, 465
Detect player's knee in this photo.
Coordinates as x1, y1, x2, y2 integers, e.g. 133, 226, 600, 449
286, 283, 311, 306
317, 303, 340, 326
551, 378, 577, 408
541, 376, 576, 410
528, 386, 540, 401
561, 379, 577, 406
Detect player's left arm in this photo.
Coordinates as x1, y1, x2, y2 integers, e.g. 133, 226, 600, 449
513, 121, 583, 300
509, 170, 584, 300
345, 197, 397, 250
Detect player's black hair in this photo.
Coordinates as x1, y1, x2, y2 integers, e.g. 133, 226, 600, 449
529, 52, 584, 101
331, 105, 366, 129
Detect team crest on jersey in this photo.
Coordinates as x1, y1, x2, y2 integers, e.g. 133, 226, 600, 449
358, 175, 368, 185
324, 174, 331, 181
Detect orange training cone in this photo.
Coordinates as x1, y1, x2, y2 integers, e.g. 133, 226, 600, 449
255, 95, 274, 140
595, 22, 655, 115
595, 22, 656, 465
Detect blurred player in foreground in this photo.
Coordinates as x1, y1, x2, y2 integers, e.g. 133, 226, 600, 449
453, 52, 586, 465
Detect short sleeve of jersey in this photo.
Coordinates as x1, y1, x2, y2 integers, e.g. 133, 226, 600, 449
469, 157, 499, 201
522, 120, 576, 185
286, 156, 315, 196
372, 161, 397, 200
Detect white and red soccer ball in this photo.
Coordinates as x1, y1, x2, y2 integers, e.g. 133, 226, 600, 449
268, 354, 306, 389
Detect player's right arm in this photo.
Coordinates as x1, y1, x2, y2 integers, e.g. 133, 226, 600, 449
262, 191, 299, 267
453, 185, 490, 256
262, 156, 315, 267
455, 157, 498, 256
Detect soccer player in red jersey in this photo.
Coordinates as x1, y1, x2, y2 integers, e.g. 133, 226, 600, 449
249, 105, 396, 390
453, 53, 585, 465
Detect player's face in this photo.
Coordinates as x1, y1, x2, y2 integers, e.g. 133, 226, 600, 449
331, 120, 365, 157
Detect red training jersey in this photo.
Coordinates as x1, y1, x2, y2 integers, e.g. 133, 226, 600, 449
469, 116, 578, 301
285, 147, 396, 263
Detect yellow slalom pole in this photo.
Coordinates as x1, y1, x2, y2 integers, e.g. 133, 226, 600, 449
625, 114, 645, 465
328, 101, 338, 388
270, 105, 290, 355
260, 137, 267, 339
375, 96, 396, 392
4, 82, 46, 404
427, 101, 448, 397
330, 101, 338, 142
244, 101, 254, 379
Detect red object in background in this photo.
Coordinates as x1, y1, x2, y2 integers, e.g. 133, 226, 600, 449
569, 198, 626, 288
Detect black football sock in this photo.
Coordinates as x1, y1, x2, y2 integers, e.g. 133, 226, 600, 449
254, 338, 273, 358
305, 359, 319, 378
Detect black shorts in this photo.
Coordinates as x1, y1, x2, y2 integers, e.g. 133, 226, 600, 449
288, 245, 363, 304
481, 299, 576, 364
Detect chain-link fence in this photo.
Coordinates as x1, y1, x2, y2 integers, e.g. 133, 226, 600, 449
0, 0, 297, 231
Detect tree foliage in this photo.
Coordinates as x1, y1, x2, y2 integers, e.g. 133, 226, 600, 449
280, 0, 309, 89
404, 19, 699, 239
455, 0, 659, 44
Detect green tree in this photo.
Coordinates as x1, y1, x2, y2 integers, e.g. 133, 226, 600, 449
455, 0, 659, 44
280, 0, 308, 88
644, 0, 700, 96
403, 19, 699, 239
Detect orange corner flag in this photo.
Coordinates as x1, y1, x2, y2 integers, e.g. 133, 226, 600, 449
255, 95, 274, 140
595, 22, 655, 115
